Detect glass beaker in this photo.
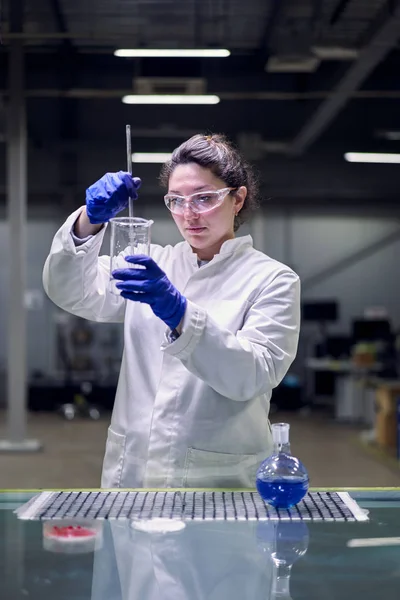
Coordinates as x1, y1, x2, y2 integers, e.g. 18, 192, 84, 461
109, 217, 154, 295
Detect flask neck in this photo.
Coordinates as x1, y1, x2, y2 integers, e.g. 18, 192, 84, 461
271, 423, 291, 453
273, 442, 291, 455
272, 564, 292, 599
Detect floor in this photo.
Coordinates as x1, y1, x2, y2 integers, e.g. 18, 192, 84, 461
0, 410, 399, 489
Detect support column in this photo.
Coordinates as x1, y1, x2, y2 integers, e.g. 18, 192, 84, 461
0, 0, 41, 452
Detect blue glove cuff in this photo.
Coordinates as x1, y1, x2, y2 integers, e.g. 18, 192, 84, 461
165, 295, 187, 330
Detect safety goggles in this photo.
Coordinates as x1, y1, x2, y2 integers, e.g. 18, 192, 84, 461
164, 187, 236, 215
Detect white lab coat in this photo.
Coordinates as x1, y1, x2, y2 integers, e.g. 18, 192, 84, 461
43, 207, 300, 489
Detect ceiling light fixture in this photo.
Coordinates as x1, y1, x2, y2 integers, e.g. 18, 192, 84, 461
115, 49, 230, 58
132, 153, 172, 163
344, 152, 400, 164
348, 537, 400, 548
375, 130, 400, 141
312, 46, 358, 60
122, 94, 220, 105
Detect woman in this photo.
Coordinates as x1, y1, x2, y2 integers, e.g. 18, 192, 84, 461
43, 133, 300, 489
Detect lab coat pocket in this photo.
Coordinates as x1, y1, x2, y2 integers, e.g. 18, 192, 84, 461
101, 427, 126, 489
184, 448, 262, 489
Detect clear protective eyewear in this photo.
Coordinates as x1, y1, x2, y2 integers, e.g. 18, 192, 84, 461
164, 187, 236, 215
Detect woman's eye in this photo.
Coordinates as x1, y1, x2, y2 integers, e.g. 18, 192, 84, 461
198, 195, 212, 203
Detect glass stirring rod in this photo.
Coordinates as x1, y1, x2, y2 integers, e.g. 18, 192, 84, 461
126, 124, 134, 218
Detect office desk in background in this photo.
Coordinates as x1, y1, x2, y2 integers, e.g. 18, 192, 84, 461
305, 358, 382, 424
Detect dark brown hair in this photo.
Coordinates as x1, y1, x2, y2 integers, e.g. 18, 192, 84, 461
159, 133, 260, 232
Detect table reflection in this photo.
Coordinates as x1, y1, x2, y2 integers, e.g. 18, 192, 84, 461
89, 517, 309, 600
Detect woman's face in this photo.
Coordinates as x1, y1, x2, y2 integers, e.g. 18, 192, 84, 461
167, 163, 246, 260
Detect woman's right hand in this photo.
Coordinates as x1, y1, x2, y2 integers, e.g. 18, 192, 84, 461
85, 171, 141, 224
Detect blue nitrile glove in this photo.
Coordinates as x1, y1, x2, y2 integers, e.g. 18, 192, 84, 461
113, 255, 187, 330
85, 171, 142, 224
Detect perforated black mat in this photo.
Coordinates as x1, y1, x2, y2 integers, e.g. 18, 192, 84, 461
16, 490, 368, 521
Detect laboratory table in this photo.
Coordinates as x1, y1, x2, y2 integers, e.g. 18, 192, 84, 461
1, 488, 400, 599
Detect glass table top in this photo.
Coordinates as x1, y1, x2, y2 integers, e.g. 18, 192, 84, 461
1, 489, 400, 599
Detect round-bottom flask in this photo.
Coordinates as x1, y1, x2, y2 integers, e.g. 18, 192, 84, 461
256, 423, 309, 509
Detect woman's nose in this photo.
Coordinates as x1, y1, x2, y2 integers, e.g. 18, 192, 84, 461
182, 202, 199, 218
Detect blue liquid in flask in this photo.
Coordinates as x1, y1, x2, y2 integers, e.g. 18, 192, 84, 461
256, 477, 309, 509
256, 423, 309, 509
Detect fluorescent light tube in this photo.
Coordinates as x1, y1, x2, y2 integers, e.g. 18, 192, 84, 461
348, 537, 400, 548
344, 152, 400, 164
115, 49, 230, 58
132, 153, 172, 163
122, 94, 220, 105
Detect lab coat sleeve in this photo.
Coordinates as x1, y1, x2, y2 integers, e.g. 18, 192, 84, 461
42, 206, 126, 323
161, 270, 300, 402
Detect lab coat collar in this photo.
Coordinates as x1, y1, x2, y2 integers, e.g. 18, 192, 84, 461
184, 234, 253, 267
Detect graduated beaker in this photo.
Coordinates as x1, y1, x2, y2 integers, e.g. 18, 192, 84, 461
109, 216, 154, 294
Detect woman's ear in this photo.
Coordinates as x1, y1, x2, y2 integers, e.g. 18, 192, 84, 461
234, 186, 247, 213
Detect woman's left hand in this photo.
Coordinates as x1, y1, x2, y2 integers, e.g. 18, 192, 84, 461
113, 255, 187, 330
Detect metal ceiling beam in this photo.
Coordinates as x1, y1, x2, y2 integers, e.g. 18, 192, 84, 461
44, 0, 77, 84
8, 0, 22, 31
2, 31, 123, 40
0, 88, 399, 100
49, 0, 68, 33
329, 0, 352, 26
48, 0, 76, 73
48, 0, 72, 50
311, 0, 324, 35
288, 0, 400, 156
259, 0, 286, 53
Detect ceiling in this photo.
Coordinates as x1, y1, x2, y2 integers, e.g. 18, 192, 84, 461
1, 0, 400, 208
12, 0, 394, 50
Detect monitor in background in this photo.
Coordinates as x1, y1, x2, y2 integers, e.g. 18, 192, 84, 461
315, 335, 351, 358
351, 319, 392, 343
326, 335, 351, 358
302, 301, 338, 323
